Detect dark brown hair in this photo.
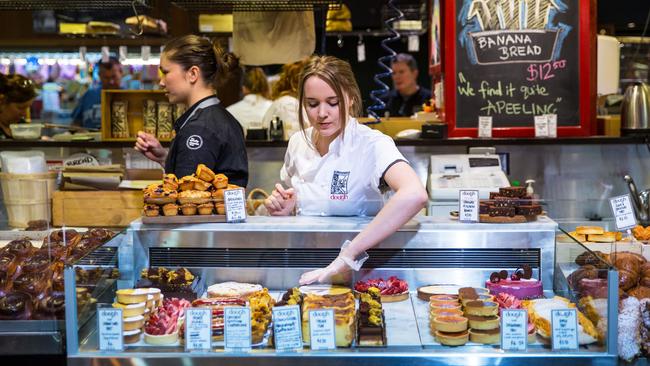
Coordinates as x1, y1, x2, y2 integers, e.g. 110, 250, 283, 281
297, 55, 362, 141
0, 73, 37, 104
162, 35, 238, 89
243, 67, 270, 99
392, 53, 418, 71
97, 56, 121, 71
271, 60, 306, 99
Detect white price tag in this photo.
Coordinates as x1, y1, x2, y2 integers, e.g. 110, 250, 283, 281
224, 307, 251, 351
501, 309, 528, 352
79, 46, 87, 62
272, 305, 303, 352
98, 308, 124, 351
118, 46, 128, 62
546, 114, 557, 138
225, 188, 247, 223
459, 190, 479, 223
141, 45, 151, 61
534, 115, 549, 138
357, 42, 366, 63
478, 116, 492, 138
408, 35, 420, 52
101, 46, 110, 63
309, 309, 336, 350
610, 194, 637, 230
185, 308, 212, 352
551, 309, 579, 351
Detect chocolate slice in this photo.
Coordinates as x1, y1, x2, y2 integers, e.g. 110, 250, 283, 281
516, 204, 542, 216
499, 187, 526, 198
488, 206, 516, 217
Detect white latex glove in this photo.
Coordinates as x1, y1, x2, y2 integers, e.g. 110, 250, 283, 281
298, 240, 369, 285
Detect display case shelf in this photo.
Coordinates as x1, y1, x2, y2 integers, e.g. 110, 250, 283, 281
0, 0, 150, 11
170, 0, 341, 12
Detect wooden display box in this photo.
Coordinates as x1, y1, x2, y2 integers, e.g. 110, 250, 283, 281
359, 117, 429, 138
53, 190, 143, 227
101, 90, 170, 142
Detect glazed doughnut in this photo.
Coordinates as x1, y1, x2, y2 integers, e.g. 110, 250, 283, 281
4, 239, 34, 258
34, 291, 66, 320
13, 272, 50, 298
22, 253, 53, 274
0, 291, 33, 320
84, 228, 114, 242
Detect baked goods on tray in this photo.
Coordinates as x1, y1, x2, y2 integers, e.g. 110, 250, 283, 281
142, 164, 244, 219
357, 287, 386, 346
354, 276, 409, 302
302, 289, 355, 347
476, 186, 543, 223
207, 281, 263, 299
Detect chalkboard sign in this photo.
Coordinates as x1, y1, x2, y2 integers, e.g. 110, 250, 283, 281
443, 0, 595, 137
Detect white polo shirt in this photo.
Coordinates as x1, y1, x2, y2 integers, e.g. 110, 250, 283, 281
280, 118, 407, 216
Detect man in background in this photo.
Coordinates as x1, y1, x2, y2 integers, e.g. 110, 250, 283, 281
383, 53, 431, 117
71, 57, 122, 130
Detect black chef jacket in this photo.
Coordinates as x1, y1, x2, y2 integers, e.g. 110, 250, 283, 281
164, 95, 249, 187
383, 87, 432, 117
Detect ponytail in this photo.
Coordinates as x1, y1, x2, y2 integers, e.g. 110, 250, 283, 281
163, 34, 239, 90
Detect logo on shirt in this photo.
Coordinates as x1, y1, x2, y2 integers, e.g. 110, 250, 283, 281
186, 135, 203, 150
330, 170, 350, 200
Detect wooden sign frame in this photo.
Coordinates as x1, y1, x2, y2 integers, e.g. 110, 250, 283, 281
441, 0, 596, 137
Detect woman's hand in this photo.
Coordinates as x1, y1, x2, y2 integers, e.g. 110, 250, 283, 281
135, 131, 167, 165
264, 183, 296, 216
299, 257, 350, 285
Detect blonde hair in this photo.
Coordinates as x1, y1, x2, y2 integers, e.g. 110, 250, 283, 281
271, 60, 306, 99
297, 55, 362, 142
243, 67, 270, 99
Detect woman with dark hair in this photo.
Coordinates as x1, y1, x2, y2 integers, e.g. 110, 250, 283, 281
0, 74, 37, 138
135, 35, 249, 186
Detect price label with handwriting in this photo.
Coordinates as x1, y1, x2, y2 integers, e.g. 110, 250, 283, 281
546, 114, 557, 138
478, 116, 492, 138
272, 305, 303, 352
534, 115, 549, 137
551, 309, 579, 351
224, 307, 251, 351
225, 188, 247, 223
185, 308, 212, 352
459, 190, 479, 223
98, 308, 124, 351
501, 309, 528, 352
309, 309, 336, 351
610, 194, 637, 230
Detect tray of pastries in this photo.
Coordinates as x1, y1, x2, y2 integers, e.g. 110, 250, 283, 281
142, 164, 244, 224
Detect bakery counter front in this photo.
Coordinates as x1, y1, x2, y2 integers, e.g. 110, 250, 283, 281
63, 216, 618, 366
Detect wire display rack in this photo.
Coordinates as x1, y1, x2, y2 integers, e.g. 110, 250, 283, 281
171, 0, 341, 12
0, 0, 150, 11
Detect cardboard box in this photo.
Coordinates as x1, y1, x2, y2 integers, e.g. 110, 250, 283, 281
53, 190, 142, 227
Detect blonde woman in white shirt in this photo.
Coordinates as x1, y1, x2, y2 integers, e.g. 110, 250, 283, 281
226, 66, 272, 131
262, 60, 306, 140
264, 55, 428, 285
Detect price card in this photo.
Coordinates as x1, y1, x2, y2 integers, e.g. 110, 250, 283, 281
357, 42, 366, 63
101, 46, 110, 63
185, 308, 212, 352
309, 309, 336, 351
546, 114, 558, 138
408, 35, 420, 52
98, 307, 124, 351
141, 45, 151, 61
272, 305, 303, 352
224, 307, 251, 351
551, 309, 579, 351
79, 46, 87, 62
501, 309, 528, 352
610, 194, 637, 230
225, 188, 247, 223
118, 46, 128, 62
534, 115, 549, 138
478, 116, 492, 138
459, 190, 479, 223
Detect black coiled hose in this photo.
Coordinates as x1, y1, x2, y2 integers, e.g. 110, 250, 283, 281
365, 0, 404, 124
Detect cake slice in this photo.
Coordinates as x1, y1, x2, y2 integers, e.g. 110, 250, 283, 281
357, 287, 386, 346
302, 291, 355, 347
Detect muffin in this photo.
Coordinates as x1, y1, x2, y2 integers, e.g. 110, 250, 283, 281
196, 164, 216, 182
178, 190, 212, 205
181, 203, 197, 215
193, 179, 212, 192
197, 203, 214, 215
178, 176, 197, 191
215, 203, 226, 215
162, 174, 178, 191
212, 189, 225, 202
144, 204, 160, 217
162, 203, 179, 216
212, 174, 228, 189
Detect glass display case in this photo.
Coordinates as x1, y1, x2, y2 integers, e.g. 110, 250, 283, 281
63, 216, 618, 365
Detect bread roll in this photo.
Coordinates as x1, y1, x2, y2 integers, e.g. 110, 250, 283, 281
576, 226, 605, 235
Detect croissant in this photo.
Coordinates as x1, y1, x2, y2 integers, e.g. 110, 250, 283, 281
629, 285, 650, 300
640, 263, 650, 288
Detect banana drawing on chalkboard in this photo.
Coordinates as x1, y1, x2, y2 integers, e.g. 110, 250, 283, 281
459, 0, 572, 65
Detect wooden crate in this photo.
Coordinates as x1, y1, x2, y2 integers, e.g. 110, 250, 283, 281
359, 117, 431, 138
101, 90, 170, 142
53, 190, 143, 227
